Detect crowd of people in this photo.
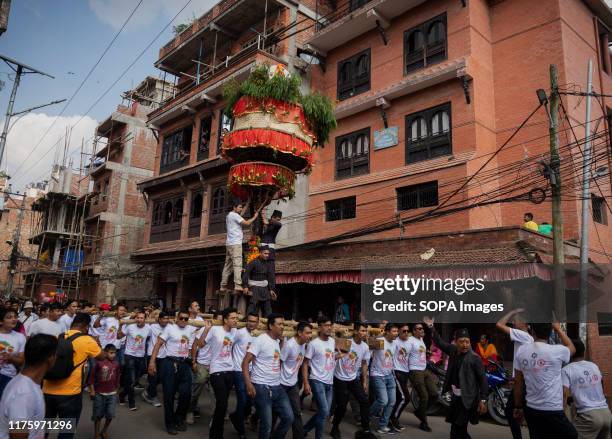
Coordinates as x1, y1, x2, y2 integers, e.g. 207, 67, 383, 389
0, 297, 608, 439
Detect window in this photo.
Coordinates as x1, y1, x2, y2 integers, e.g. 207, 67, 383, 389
592, 194, 607, 225
102, 178, 109, 201
198, 116, 212, 161
336, 128, 370, 179
217, 111, 233, 154
160, 125, 192, 173
404, 14, 447, 74
188, 191, 204, 238
599, 25, 611, 74
208, 185, 231, 235
150, 195, 184, 243
405, 103, 452, 163
397, 181, 438, 211
598, 313, 612, 336
337, 49, 371, 101
325, 196, 356, 221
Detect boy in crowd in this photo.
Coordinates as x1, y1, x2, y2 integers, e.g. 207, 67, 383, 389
562, 339, 611, 439
0, 334, 58, 439
89, 344, 120, 439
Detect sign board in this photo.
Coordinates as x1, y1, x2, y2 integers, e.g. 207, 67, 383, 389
374, 126, 399, 150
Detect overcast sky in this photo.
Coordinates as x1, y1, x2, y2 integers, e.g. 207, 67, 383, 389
0, 0, 216, 191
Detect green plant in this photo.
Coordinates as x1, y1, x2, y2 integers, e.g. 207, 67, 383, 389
223, 64, 336, 146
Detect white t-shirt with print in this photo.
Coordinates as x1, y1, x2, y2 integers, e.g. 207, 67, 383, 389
160, 324, 193, 358
98, 317, 120, 348
370, 337, 395, 377
188, 316, 203, 349
195, 327, 212, 365
28, 318, 62, 338
206, 326, 236, 374
393, 338, 411, 373
509, 328, 534, 377
124, 324, 152, 357
232, 327, 253, 372
406, 336, 427, 371
561, 360, 609, 413
514, 342, 570, 411
226, 211, 244, 245
0, 330, 26, 378
0, 374, 45, 439
305, 337, 336, 384
147, 323, 167, 359
334, 339, 370, 382
248, 333, 281, 386
280, 337, 306, 387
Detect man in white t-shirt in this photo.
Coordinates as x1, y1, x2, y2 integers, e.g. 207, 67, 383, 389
219, 200, 260, 295
18, 301, 38, 335
369, 322, 399, 435
94, 304, 127, 349
302, 315, 339, 439
228, 312, 259, 438
148, 310, 194, 435
193, 307, 238, 439
514, 322, 577, 439
0, 333, 58, 439
28, 302, 63, 338
280, 321, 312, 439
243, 313, 294, 439
496, 308, 534, 439
143, 311, 168, 408
117, 311, 151, 411
58, 300, 78, 333
331, 322, 372, 438
562, 339, 611, 439
390, 323, 411, 432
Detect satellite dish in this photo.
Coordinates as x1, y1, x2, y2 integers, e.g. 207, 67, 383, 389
299, 52, 320, 65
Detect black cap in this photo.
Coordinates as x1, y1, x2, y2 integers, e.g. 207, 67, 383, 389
272, 210, 282, 219
455, 328, 470, 339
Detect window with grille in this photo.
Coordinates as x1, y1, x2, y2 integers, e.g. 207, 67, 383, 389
160, 125, 192, 173
198, 116, 212, 161
592, 194, 607, 225
217, 111, 233, 154
336, 128, 370, 179
404, 14, 447, 74
208, 185, 231, 235
325, 196, 356, 222
405, 103, 452, 163
598, 313, 612, 336
337, 49, 371, 101
396, 181, 438, 211
188, 191, 204, 238
150, 195, 184, 243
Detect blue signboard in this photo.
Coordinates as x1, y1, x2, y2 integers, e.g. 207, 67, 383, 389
374, 126, 399, 150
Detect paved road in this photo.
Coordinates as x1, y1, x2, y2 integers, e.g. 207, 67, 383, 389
68, 387, 525, 438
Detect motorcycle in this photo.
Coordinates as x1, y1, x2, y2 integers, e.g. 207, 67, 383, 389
486, 359, 512, 425
410, 360, 452, 416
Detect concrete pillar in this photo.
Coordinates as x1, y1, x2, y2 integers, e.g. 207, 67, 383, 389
51, 240, 62, 269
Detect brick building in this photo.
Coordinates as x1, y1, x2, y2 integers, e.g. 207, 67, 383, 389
268, 0, 612, 394
78, 77, 173, 306
132, 0, 318, 311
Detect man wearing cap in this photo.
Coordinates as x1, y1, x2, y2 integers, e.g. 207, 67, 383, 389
424, 318, 488, 439
220, 200, 261, 296
243, 247, 276, 317
18, 301, 39, 335
261, 210, 282, 276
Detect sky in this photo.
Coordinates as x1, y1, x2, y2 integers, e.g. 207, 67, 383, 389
0, 0, 217, 191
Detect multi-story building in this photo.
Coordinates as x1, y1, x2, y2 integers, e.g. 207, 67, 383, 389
132, 0, 318, 311
271, 0, 612, 394
78, 77, 173, 306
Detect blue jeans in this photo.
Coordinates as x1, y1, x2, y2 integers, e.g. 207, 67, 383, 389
253, 383, 294, 439
304, 379, 333, 439
369, 374, 396, 429
231, 371, 252, 435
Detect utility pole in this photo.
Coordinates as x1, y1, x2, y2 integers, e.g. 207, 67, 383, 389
6, 194, 26, 298
579, 60, 593, 344
549, 64, 566, 323
0, 55, 54, 170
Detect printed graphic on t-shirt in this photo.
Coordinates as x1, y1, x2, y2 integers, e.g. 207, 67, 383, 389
272, 349, 281, 372
0, 341, 15, 354
397, 347, 408, 367
383, 349, 393, 368
324, 348, 335, 371
220, 336, 233, 357
342, 350, 359, 373
178, 335, 190, 356
101, 364, 116, 382
520, 352, 549, 371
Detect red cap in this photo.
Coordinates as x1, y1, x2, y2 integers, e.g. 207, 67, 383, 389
99, 303, 110, 311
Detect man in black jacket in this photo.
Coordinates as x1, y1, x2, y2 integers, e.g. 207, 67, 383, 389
423, 318, 487, 439
243, 247, 276, 316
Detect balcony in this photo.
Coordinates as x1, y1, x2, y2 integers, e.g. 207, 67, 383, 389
149, 46, 285, 128
308, 0, 427, 53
